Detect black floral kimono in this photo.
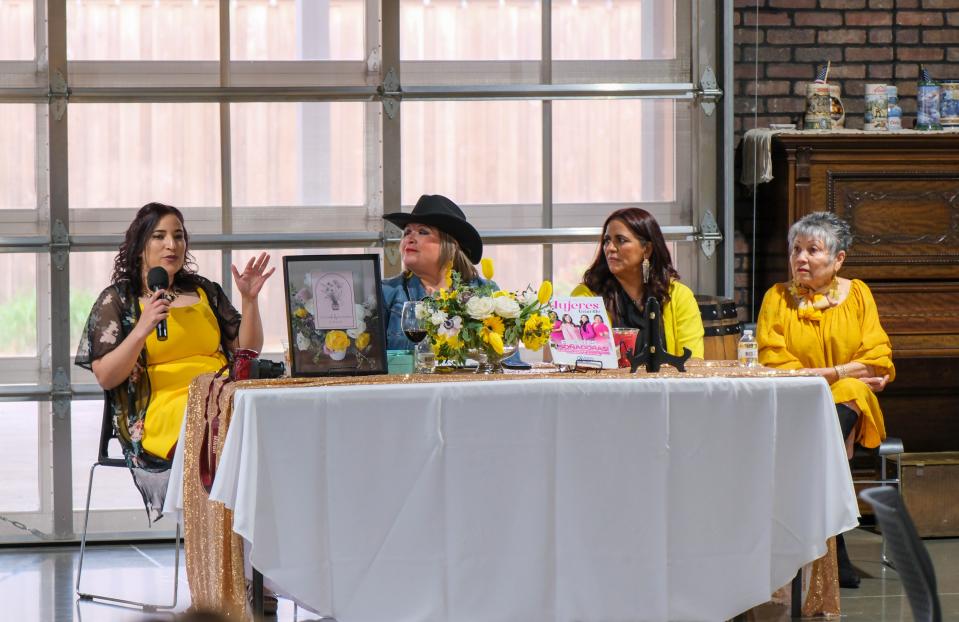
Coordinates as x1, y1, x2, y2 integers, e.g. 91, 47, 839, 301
75, 275, 241, 520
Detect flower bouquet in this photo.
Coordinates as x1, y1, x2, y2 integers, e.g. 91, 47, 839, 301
416, 258, 554, 373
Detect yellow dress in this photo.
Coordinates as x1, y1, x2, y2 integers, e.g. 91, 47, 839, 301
140, 288, 228, 460
756, 279, 895, 449
570, 280, 705, 359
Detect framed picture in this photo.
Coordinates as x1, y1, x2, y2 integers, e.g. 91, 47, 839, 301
283, 254, 388, 377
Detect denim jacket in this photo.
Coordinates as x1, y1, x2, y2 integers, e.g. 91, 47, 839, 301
381, 273, 524, 364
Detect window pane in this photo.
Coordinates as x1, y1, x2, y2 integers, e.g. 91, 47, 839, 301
0, 0, 34, 60
67, 0, 219, 60
231, 0, 364, 61
0, 104, 36, 210
0, 402, 39, 512
72, 399, 146, 510
552, 0, 674, 61
230, 102, 365, 232
401, 0, 540, 61
482, 244, 542, 295
69, 104, 221, 227
230, 247, 382, 357
551, 242, 597, 297
552, 100, 689, 227
402, 101, 541, 230
0, 253, 38, 357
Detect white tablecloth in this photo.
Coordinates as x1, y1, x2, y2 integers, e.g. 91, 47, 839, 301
180, 376, 856, 622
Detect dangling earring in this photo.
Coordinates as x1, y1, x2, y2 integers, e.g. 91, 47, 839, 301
642, 258, 651, 284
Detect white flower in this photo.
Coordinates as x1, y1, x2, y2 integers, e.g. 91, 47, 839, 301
355, 304, 366, 320
519, 290, 537, 306
295, 332, 311, 351
347, 320, 367, 339
430, 310, 448, 326
493, 296, 521, 319
438, 315, 463, 338
415, 302, 431, 320
465, 296, 495, 319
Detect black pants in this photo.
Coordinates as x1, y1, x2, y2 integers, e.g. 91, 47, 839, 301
837, 403, 859, 442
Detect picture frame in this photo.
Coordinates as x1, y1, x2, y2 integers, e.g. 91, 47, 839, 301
283, 254, 388, 377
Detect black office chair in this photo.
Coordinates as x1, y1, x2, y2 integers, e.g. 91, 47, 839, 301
75, 393, 180, 612
860, 486, 941, 622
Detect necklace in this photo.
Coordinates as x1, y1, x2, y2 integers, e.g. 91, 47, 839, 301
143, 287, 178, 303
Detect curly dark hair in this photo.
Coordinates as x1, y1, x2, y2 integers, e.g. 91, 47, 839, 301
112, 202, 201, 296
583, 207, 679, 324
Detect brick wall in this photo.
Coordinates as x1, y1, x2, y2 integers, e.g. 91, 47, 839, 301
732, 0, 959, 322
733, 0, 959, 135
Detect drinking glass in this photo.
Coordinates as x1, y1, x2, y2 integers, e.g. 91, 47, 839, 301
401, 301, 434, 373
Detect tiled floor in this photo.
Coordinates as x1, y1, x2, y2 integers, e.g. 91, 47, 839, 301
1, 528, 956, 621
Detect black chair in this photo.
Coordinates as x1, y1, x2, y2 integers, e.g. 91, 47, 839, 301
75, 392, 180, 612
852, 436, 904, 566
859, 486, 941, 622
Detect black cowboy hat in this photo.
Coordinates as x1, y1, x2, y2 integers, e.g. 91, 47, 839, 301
383, 194, 483, 264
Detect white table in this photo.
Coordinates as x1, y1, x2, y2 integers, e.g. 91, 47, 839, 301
173, 375, 858, 622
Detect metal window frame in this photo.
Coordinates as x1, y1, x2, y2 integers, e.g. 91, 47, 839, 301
0, 0, 728, 542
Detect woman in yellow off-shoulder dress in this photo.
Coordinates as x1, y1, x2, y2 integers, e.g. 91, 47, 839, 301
757, 211, 894, 614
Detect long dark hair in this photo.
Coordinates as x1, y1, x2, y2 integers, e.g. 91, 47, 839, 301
583, 207, 680, 324
112, 202, 200, 296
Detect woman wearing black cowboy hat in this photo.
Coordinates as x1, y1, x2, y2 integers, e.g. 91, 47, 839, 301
381, 194, 497, 352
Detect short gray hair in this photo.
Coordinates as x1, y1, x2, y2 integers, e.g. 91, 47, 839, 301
787, 211, 852, 259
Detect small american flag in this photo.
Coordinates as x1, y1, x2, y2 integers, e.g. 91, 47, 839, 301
920, 65, 933, 83
814, 61, 830, 84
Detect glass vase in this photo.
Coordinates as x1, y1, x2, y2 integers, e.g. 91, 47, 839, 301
469, 342, 518, 374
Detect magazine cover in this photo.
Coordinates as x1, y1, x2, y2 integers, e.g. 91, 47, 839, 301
548, 297, 618, 369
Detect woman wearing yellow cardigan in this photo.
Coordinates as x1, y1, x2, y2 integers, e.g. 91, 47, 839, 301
757, 211, 894, 601
571, 207, 704, 358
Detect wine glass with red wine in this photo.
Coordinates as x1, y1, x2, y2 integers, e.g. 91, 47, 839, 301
401, 301, 434, 373
401, 301, 427, 343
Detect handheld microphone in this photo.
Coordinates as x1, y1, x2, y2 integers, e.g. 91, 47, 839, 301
147, 267, 169, 342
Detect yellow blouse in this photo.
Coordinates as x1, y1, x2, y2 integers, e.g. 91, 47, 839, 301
756, 279, 895, 448
140, 288, 228, 459
570, 280, 705, 359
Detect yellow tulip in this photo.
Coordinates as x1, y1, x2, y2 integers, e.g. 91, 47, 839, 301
487, 331, 504, 355
480, 257, 495, 280
537, 280, 553, 305
294, 307, 308, 319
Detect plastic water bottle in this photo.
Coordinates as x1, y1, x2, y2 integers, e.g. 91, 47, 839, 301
738, 329, 759, 367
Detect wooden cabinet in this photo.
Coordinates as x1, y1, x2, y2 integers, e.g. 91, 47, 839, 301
754, 133, 959, 452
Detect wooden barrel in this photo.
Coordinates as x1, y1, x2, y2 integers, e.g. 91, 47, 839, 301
695, 295, 742, 360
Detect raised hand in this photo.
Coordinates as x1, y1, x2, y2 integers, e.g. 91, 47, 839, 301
232, 252, 276, 300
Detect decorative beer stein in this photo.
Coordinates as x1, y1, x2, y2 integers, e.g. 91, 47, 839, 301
863, 83, 888, 131
940, 80, 959, 128
886, 85, 902, 131
803, 83, 832, 130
